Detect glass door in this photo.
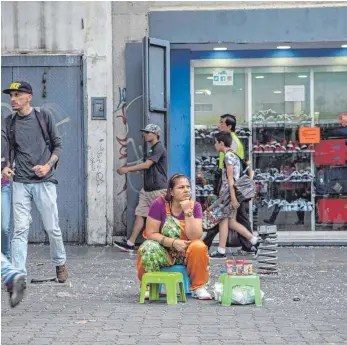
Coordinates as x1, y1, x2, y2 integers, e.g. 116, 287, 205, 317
193, 67, 248, 211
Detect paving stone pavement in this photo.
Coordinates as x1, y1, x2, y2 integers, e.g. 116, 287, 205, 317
1, 244, 347, 345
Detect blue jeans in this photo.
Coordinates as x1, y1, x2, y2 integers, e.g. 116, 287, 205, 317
1, 253, 25, 285
12, 181, 66, 273
1, 183, 12, 260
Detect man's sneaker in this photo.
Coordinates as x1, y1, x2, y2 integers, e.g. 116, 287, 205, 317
192, 286, 212, 300
209, 250, 226, 259
56, 264, 68, 283
8, 274, 26, 308
114, 240, 135, 252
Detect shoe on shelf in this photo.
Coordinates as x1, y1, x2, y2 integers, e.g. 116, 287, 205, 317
287, 141, 295, 152
8, 274, 26, 308
263, 219, 275, 225
114, 240, 135, 252
209, 250, 226, 259
264, 142, 272, 152
192, 286, 212, 300
280, 140, 287, 152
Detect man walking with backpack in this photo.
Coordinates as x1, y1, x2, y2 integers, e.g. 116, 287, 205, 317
1, 81, 68, 282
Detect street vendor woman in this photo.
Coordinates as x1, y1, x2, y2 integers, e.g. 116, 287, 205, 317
137, 173, 212, 300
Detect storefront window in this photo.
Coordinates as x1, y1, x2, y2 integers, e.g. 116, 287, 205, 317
193, 67, 248, 212
193, 62, 347, 232
252, 67, 313, 231
313, 66, 347, 230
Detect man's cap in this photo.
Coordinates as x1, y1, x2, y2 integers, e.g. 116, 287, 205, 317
2, 81, 33, 95
140, 124, 161, 134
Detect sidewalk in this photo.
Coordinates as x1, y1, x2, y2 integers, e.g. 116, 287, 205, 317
1, 244, 347, 345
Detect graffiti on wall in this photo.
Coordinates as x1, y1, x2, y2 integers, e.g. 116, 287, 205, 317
114, 87, 144, 197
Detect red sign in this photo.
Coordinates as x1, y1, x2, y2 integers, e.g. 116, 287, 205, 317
338, 113, 347, 126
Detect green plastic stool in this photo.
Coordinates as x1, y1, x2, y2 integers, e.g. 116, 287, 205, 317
140, 272, 186, 305
219, 273, 262, 307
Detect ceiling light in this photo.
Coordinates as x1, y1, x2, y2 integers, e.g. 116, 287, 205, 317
255, 76, 264, 79
341, 44, 347, 48
298, 75, 308, 78
273, 91, 282, 94
277, 45, 291, 49
207, 76, 213, 80
213, 47, 227, 51
195, 89, 211, 95
239, 88, 243, 91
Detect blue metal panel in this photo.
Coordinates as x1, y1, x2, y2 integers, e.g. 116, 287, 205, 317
1, 56, 85, 243
169, 49, 191, 177
149, 7, 347, 44
190, 48, 347, 60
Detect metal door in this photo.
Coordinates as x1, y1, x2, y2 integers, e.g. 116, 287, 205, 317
1, 55, 85, 243
125, 37, 170, 238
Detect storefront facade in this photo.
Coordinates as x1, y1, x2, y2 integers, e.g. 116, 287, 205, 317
148, 7, 347, 236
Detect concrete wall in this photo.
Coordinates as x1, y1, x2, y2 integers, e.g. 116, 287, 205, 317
2, 1, 346, 243
1, 1, 114, 244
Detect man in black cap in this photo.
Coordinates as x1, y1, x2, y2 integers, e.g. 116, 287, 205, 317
1, 81, 68, 282
115, 124, 168, 252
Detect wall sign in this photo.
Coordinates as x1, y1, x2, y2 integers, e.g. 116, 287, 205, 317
299, 127, 320, 144
213, 69, 233, 86
285, 85, 305, 102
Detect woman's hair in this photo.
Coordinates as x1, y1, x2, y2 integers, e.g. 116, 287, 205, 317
165, 173, 190, 202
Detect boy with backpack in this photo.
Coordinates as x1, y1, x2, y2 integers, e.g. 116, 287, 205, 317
1, 81, 68, 282
209, 131, 258, 259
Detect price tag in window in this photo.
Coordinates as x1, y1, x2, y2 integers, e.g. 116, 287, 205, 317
299, 127, 321, 144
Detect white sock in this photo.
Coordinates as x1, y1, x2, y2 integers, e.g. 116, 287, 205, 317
250, 236, 258, 245
217, 247, 226, 254
127, 240, 134, 246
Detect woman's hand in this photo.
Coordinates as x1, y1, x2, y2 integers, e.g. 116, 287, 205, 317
173, 239, 191, 252
230, 198, 239, 210
180, 200, 193, 213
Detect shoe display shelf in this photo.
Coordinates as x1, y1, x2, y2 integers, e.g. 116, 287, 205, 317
251, 112, 316, 230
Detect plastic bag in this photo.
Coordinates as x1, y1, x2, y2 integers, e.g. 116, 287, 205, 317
213, 282, 264, 305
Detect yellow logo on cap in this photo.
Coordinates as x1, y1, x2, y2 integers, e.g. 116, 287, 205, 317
9, 82, 21, 89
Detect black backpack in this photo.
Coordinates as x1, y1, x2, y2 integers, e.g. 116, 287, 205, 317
8, 107, 56, 168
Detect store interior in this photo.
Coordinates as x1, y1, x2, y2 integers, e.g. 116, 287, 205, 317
193, 63, 347, 231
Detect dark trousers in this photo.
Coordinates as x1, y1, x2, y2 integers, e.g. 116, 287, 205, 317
236, 201, 253, 252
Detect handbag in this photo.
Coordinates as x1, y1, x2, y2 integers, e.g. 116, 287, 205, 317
234, 174, 256, 203
202, 206, 223, 230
